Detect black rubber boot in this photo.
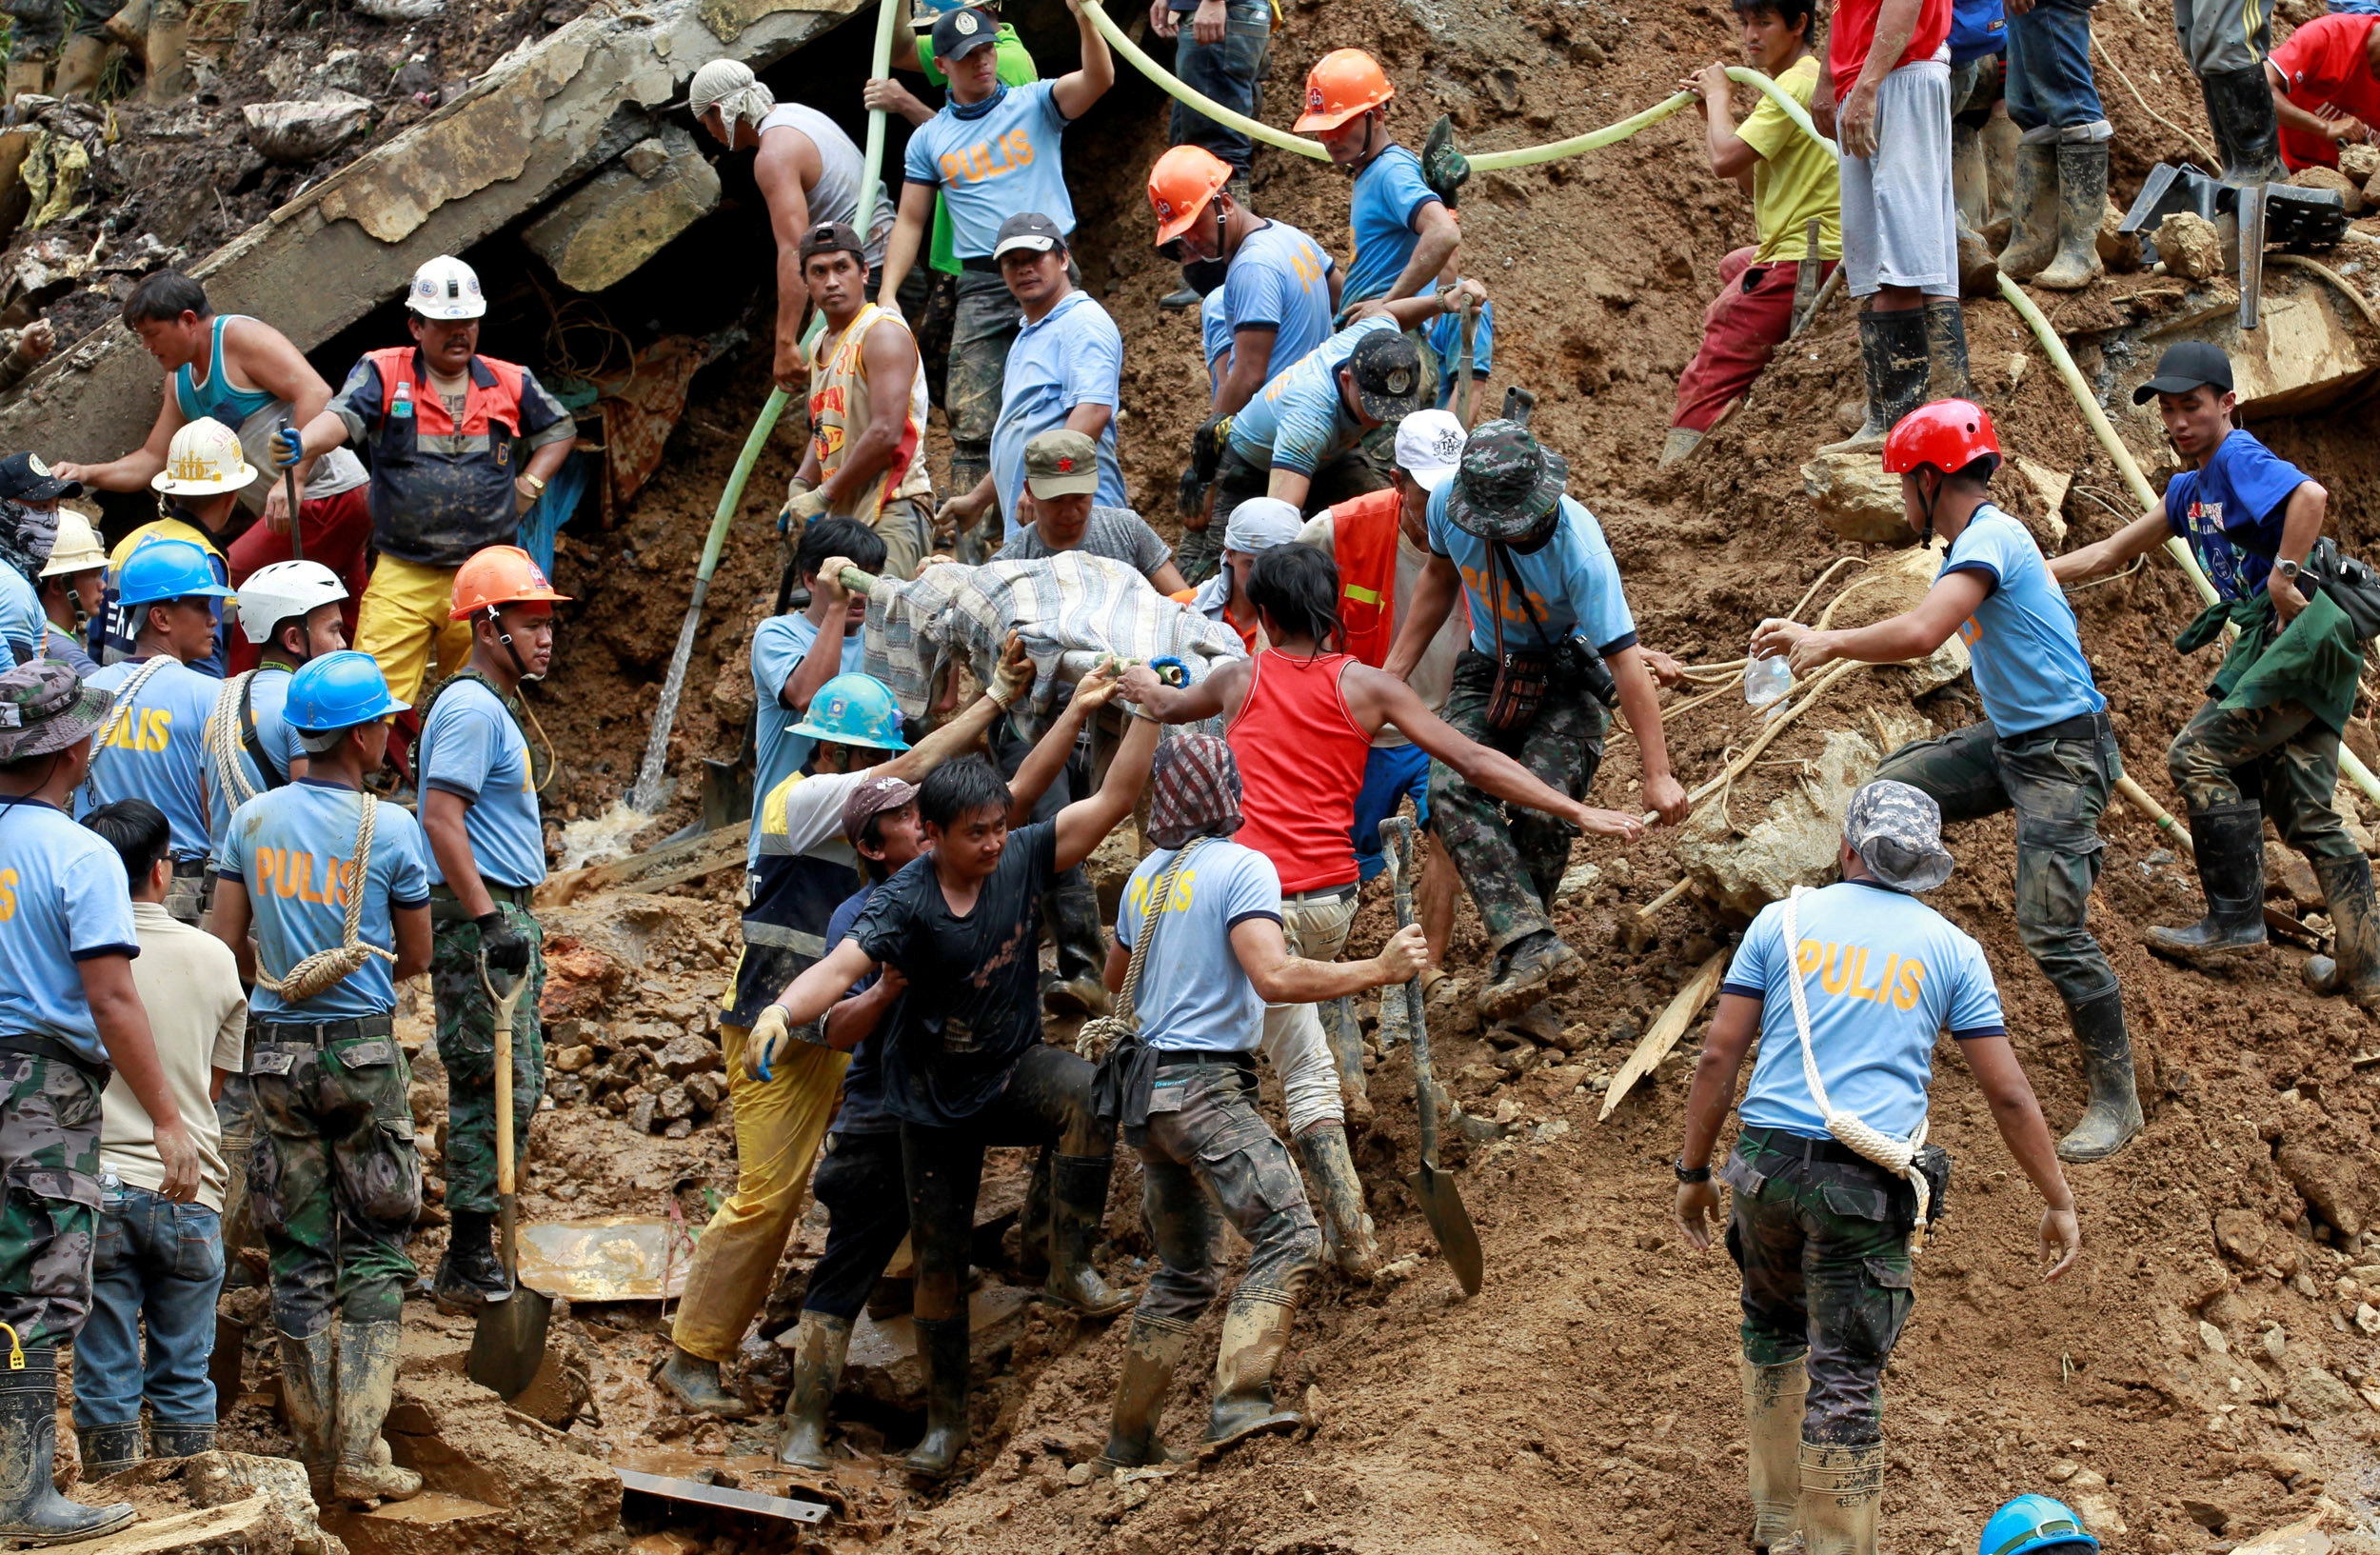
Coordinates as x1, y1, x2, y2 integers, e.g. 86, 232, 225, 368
2304, 853, 2380, 1009
1815, 309, 1929, 454
2205, 65, 2285, 187
2056, 990, 2143, 1163
2146, 804, 2267, 962
1203, 1290, 1304, 1451
1041, 877, 1113, 1020
902, 1315, 972, 1478
148, 1422, 214, 1459
1477, 929, 1585, 1022
1293, 1125, 1378, 1281
433, 1209, 508, 1315
1095, 1313, 1194, 1470
2033, 141, 2107, 291
655, 1346, 754, 1419
1995, 142, 2059, 280
0, 1350, 136, 1545
1044, 1154, 1133, 1317
777, 1311, 853, 1470
1921, 297, 1972, 403
75, 1422, 142, 1480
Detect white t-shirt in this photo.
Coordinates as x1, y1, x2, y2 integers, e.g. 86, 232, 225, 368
101, 901, 248, 1212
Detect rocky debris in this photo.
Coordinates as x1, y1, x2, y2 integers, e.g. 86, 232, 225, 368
72, 1497, 306, 1555
1800, 449, 1911, 546
242, 93, 375, 164
2284, 1366, 2358, 1421
521, 128, 722, 292
2012, 457, 2071, 548
2157, 211, 2225, 280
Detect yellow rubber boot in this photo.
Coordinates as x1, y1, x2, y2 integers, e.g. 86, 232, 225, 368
1799, 1438, 1884, 1555
1742, 1356, 1807, 1552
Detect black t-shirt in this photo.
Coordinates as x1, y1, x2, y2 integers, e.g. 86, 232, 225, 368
851, 818, 1057, 1126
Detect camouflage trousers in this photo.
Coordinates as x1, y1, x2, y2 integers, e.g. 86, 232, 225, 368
1174, 521, 1223, 588
1133, 1059, 1319, 1328
431, 902, 546, 1217
1722, 1128, 1917, 1446
0, 1050, 105, 1347
2168, 697, 2361, 863
1430, 649, 1610, 952
1874, 716, 2121, 1009
248, 1026, 421, 1335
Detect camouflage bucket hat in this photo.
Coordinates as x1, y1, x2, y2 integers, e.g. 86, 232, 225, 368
1843, 779, 1954, 894
1444, 419, 1569, 542
0, 661, 113, 763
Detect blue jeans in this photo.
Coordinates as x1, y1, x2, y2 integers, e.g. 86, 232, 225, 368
1352, 743, 1433, 884
1168, 1, 1273, 174
71, 1181, 224, 1429
2003, 0, 2107, 138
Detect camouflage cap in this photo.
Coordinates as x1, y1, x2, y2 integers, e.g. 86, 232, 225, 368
1843, 779, 1954, 894
1346, 329, 1424, 424
1444, 419, 1568, 542
0, 661, 112, 764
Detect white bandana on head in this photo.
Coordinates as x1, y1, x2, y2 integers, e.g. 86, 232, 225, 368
688, 59, 776, 134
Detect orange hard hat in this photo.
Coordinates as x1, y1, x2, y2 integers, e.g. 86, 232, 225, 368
1295, 48, 1395, 132
450, 544, 572, 621
1148, 145, 1233, 245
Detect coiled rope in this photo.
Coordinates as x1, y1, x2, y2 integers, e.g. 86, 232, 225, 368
208, 671, 263, 812
253, 792, 396, 1005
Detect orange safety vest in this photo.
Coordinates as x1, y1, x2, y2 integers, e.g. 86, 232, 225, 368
1326, 488, 1403, 668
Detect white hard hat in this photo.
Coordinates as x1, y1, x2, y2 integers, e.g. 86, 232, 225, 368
233, 559, 349, 646
408, 255, 486, 321
151, 416, 262, 496
1393, 409, 1466, 493
39, 509, 106, 577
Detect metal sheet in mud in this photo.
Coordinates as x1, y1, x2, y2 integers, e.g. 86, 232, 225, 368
515, 1216, 696, 1302
615, 1468, 831, 1525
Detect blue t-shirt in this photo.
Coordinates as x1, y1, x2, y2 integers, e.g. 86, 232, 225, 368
1950, 0, 2006, 62
1724, 881, 2006, 1141
419, 677, 545, 889
2160, 428, 2311, 606
1221, 220, 1337, 379
215, 781, 431, 1023
1343, 145, 1440, 307
42, 623, 95, 678
1115, 840, 1282, 1053
1427, 488, 1639, 657
80, 656, 224, 863
902, 82, 1077, 259
823, 883, 893, 1136
0, 564, 42, 667
204, 667, 305, 848
1938, 503, 2106, 736
989, 290, 1126, 533
748, 613, 868, 867
1225, 317, 1397, 477
1425, 296, 1494, 407
0, 796, 140, 1063
1200, 289, 1233, 389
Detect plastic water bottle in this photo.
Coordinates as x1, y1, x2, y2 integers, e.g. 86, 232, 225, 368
1744, 651, 1794, 710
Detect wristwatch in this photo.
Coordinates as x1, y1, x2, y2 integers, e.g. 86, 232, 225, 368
2274, 558, 2303, 581
1675, 1160, 1712, 1184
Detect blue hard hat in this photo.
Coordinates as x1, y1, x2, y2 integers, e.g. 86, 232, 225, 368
285, 650, 409, 733
790, 672, 910, 751
1979, 1495, 2099, 1555
116, 538, 234, 608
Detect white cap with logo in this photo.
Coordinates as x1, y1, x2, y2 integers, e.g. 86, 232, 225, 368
1393, 409, 1466, 493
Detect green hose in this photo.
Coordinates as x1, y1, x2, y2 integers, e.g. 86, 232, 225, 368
699, 388, 790, 582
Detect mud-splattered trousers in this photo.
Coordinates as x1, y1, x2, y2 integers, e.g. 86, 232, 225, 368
248, 1024, 422, 1336
1429, 650, 1610, 952
0, 1048, 106, 1348
1131, 1058, 1320, 1328
2169, 698, 2362, 864
430, 900, 545, 1217
800, 1128, 907, 1323
945, 259, 1084, 504
1874, 714, 2121, 1009
1722, 1127, 1917, 1446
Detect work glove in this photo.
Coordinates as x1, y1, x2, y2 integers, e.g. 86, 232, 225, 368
745, 1003, 794, 1082
476, 911, 532, 978
268, 423, 306, 469
786, 486, 832, 525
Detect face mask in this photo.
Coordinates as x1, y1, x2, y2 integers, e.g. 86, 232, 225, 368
0, 499, 57, 582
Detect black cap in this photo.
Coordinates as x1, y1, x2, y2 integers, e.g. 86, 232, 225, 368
930, 6, 1000, 62
798, 221, 867, 266
1346, 329, 1424, 423
0, 453, 80, 504
2132, 340, 2234, 404
992, 210, 1066, 260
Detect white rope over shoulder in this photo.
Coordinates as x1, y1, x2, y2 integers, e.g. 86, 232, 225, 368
208, 671, 262, 812
253, 792, 397, 1005
1779, 885, 1934, 1252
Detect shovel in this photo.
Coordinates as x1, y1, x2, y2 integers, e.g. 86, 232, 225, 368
276, 417, 305, 562
466, 956, 553, 1400
1378, 816, 1483, 1295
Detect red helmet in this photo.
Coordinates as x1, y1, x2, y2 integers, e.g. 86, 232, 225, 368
1883, 399, 2000, 476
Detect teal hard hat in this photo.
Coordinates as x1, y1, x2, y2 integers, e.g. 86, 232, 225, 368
790, 672, 910, 751
1979, 1495, 2098, 1555
116, 538, 234, 608
285, 650, 409, 733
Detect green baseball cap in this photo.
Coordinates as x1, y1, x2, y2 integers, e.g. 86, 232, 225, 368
1024, 429, 1101, 499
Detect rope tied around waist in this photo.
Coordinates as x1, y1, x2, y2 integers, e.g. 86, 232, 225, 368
254, 791, 396, 1005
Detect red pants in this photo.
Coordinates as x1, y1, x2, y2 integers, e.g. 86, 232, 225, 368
225, 486, 373, 674
1670, 249, 1837, 433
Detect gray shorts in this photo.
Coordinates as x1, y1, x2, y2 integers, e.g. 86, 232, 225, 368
2172, 0, 2267, 77
1837, 61, 1960, 300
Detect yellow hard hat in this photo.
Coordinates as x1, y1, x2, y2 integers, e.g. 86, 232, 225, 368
39, 508, 105, 576
150, 417, 261, 497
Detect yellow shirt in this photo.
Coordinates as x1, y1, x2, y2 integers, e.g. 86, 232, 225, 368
1737, 56, 1843, 264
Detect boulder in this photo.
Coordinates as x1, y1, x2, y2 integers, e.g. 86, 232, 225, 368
2156, 211, 2225, 280
2342, 144, 2380, 182
1676, 726, 1929, 916
242, 93, 374, 165
2287, 165, 2365, 216
1802, 449, 1911, 546
653, 1033, 720, 1080
2013, 457, 2071, 549
66, 1497, 303, 1555
2285, 1366, 2359, 1420
806, 1284, 1031, 1407
1818, 543, 1972, 696
520, 128, 722, 292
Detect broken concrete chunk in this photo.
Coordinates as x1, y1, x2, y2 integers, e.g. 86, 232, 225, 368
521, 126, 722, 293
2157, 211, 2225, 280
242, 92, 374, 164
654, 1033, 720, 1080
2013, 457, 2071, 549
1801, 449, 1912, 547
63, 1496, 299, 1555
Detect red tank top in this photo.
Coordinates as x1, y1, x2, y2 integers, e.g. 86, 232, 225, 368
1227, 649, 1371, 893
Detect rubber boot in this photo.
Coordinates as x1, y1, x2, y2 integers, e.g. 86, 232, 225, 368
2033, 141, 2108, 291
2303, 853, 2380, 1009
2205, 65, 2285, 187
75, 1423, 143, 1480
1203, 1289, 1303, 1451
1477, 928, 1585, 1022
106, 0, 150, 60
1815, 309, 1929, 455
1981, 110, 2020, 233
1921, 297, 1972, 403
655, 1345, 753, 1419
433, 1208, 507, 1314
902, 1314, 972, 1478
276, 1327, 337, 1497
2055, 990, 2143, 1163
148, 1423, 214, 1458
2146, 804, 2267, 961
1657, 427, 1703, 468
776, 1311, 853, 1470
1293, 1125, 1378, 1281
1743, 1357, 1807, 1552
1995, 143, 2060, 281
1041, 877, 1112, 1020
1951, 123, 2000, 296
50, 35, 107, 99
1044, 1154, 1133, 1316
1798, 1438, 1884, 1555
0, 1351, 136, 1546
1093, 1313, 1195, 1470
143, 0, 188, 104
1019, 1147, 1052, 1279
1321, 994, 1370, 1121
332, 1321, 422, 1505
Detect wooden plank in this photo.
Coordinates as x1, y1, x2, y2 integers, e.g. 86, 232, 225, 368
1598, 949, 1730, 1123
538, 820, 749, 907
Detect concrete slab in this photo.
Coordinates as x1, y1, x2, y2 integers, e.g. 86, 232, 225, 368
69, 1497, 300, 1555
521, 128, 721, 292
2110, 272, 2375, 421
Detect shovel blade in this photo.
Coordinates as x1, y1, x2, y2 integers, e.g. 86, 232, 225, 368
466, 1285, 555, 1402
1406, 1164, 1483, 1296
